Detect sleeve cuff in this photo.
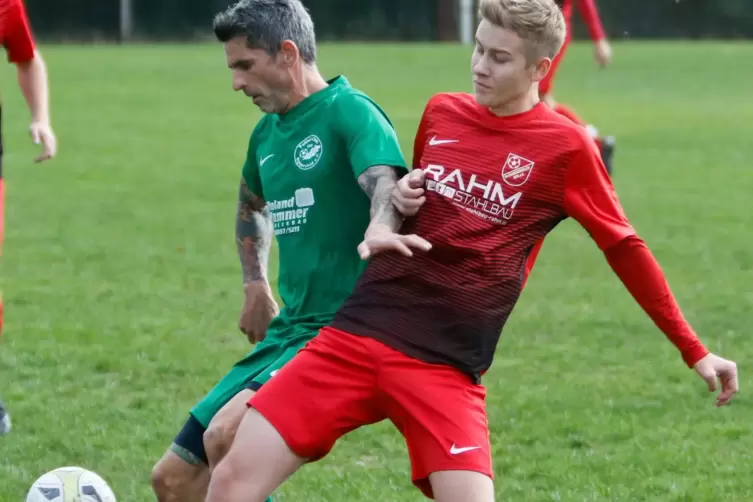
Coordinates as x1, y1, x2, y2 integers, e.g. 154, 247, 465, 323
682, 344, 710, 368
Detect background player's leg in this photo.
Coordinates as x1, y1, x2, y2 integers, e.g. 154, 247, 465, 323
549, 101, 616, 175
538, 34, 568, 99
0, 177, 4, 339
537, 35, 616, 174
207, 407, 307, 502
0, 109, 7, 435
429, 470, 494, 502
151, 415, 209, 502
0, 400, 10, 436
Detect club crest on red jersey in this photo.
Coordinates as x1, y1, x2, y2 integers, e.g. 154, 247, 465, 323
501, 153, 534, 187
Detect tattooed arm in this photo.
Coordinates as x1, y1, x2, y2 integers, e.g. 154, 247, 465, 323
236, 178, 273, 283
356, 166, 432, 259
357, 165, 404, 233
236, 178, 278, 342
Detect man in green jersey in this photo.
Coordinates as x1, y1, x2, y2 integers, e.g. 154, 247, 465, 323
150, 1, 430, 501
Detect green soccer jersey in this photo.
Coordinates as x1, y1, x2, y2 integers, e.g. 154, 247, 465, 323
242, 75, 407, 339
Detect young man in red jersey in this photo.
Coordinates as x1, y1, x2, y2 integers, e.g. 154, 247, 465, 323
204, 0, 739, 500
0, 0, 57, 436
543, 0, 616, 173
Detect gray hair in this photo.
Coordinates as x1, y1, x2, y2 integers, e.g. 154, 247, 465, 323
213, 0, 317, 64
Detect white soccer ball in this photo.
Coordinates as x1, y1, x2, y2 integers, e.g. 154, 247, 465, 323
26, 466, 116, 502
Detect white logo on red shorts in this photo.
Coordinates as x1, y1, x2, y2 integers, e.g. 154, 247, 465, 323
450, 443, 481, 455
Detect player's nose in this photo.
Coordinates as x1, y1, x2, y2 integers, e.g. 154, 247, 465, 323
231, 74, 246, 92
472, 59, 489, 77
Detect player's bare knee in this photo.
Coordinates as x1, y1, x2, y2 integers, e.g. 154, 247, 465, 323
151, 451, 207, 502
150, 463, 164, 497
203, 421, 232, 468
430, 470, 494, 502
207, 458, 268, 502
203, 390, 254, 468
150, 459, 179, 501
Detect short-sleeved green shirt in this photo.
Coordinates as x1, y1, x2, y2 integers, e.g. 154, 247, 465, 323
190, 76, 406, 428
243, 75, 407, 340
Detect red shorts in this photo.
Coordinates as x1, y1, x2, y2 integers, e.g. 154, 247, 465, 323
248, 326, 492, 499
539, 37, 570, 96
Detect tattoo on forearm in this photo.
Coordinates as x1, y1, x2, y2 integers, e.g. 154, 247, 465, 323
236, 179, 273, 284
357, 165, 403, 232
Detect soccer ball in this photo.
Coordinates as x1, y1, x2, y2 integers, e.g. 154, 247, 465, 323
25, 466, 116, 502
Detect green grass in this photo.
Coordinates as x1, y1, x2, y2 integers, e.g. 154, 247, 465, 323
0, 40, 751, 501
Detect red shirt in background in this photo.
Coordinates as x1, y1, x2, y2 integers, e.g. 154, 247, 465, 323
0, 0, 36, 64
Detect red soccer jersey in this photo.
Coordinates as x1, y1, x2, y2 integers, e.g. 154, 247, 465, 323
331, 93, 634, 379
0, 0, 35, 64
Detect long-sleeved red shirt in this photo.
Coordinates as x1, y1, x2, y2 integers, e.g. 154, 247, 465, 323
560, 0, 606, 42
332, 93, 707, 381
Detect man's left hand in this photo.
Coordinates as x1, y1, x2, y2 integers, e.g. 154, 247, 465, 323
357, 223, 431, 260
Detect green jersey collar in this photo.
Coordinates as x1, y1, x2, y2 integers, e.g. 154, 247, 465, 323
278, 75, 349, 123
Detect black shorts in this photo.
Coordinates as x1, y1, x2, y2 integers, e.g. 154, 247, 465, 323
171, 414, 208, 465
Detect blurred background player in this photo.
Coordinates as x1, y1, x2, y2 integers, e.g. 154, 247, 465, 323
0, 0, 58, 437
542, 0, 615, 174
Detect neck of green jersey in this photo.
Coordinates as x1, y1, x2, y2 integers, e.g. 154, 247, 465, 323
278, 75, 349, 122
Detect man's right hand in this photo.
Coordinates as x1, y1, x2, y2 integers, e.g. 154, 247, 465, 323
594, 39, 613, 68
239, 281, 279, 344
693, 353, 739, 407
393, 169, 427, 217
29, 120, 57, 163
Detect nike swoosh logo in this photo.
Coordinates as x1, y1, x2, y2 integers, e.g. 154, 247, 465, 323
429, 135, 459, 146
450, 444, 481, 455
260, 154, 275, 166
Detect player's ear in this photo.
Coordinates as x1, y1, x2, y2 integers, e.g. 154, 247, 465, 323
531, 56, 552, 83
279, 40, 299, 67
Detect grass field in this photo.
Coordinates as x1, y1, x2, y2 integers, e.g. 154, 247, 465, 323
0, 40, 751, 501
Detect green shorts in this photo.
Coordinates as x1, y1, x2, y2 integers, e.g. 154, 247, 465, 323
190, 330, 314, 428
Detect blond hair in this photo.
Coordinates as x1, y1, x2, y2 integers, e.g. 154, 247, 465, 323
479, 0, 566, 62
